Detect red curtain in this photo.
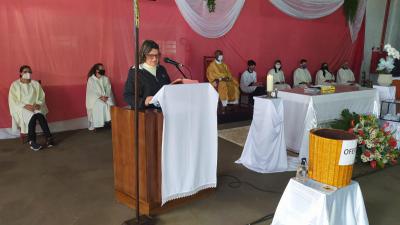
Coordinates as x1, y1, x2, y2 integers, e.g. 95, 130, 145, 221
0, 0, 365, 129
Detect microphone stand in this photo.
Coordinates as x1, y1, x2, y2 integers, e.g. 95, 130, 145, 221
122, 0, 154, 224
175, 65, 188, 79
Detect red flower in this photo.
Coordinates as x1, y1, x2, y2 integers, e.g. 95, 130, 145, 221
383, 122, 389, 129
358, 129, 364, 136
362, 140, 366, 145
348, 128, 354, 133
389, 137, 397, 148
391, 160, 398, 165
364, 151, 371, 157
370, 160, 377, 169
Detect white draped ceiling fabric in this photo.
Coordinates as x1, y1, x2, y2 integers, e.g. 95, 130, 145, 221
174, 0, 245, 38
175, 0, 366, 42
269, 0, 367, 42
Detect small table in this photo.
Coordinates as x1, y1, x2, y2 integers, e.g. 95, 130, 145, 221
236, 96, 287, 173
271, 179, 369, 225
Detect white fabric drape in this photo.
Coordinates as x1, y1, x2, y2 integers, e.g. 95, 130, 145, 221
269, 0, 343, 19
174, 0, 245, 38
269, 0, 367, 42
236, 97, 288, 173
151, 83, 219, 205
271, 179, 369, 225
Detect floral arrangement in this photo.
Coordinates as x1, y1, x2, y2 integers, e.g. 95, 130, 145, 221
207, 0, 216, 13
331, 109, 399, 168
377, 44, 400, 74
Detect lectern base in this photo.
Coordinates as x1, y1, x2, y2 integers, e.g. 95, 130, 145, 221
122, 215, 155, 225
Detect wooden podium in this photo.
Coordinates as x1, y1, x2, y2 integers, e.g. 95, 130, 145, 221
111, 106, 213, 216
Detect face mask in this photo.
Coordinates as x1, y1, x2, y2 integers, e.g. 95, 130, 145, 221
301, 64, 307, 69
98, 70, 105, 75
217, 55, 223, 62
22, 72, 31, 80
275, 64, 281, 69
323, 66, 328, 70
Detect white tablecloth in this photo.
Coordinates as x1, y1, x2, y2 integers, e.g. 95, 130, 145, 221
236, 97, 287, 173
373, 85, 396, 101
373, 85, 396, 116
151, 83, 219, 205
278, 88, 379, 161
271, 179, 369, 225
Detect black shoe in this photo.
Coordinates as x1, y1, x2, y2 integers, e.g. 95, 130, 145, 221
29, 141, 42, 151
46, 137, 55, 148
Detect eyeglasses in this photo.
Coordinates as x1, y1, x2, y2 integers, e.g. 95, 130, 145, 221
146, 53, 161, 59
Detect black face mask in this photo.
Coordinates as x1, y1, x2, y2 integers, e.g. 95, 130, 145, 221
323, 66, 328, 70
98, 70, 105, 75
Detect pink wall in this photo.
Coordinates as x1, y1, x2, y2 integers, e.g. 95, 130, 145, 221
0, 0, 364, 128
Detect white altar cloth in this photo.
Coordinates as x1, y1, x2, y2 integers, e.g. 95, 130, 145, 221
278, 86, 379, 161
236, 97, 287, 173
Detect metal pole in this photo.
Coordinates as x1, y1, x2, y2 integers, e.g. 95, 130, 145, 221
133, 0, 140, 222
122, 1, 153, 224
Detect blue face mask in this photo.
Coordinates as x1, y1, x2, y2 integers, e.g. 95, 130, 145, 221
301, 64, 307, 69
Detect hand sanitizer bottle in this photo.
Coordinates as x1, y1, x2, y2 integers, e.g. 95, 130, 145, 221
296, 158, 308, 183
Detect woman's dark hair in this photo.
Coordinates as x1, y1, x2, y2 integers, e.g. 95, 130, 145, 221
139, 40, 160, 64
321, 63, 329, 76
19, 65, 32, 77
247, 60, 256, 67
274, 60, 282, 73
88, 63, 104, 79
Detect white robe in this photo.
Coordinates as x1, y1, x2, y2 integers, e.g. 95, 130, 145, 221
86, 75, 115, 129
315, 70, 335, 85
240, 70, 257, 93
8, 80, 48, 134
268, 69, 291, 90
293, 68, 312, 87
337, 68, 355, 85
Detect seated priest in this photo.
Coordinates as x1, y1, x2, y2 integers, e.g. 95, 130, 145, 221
267, 60, 291, 90
86, 63, 115, 131
337, 61, 356, 85
124, 40, 171, 109
315, 62, 335, 85
293, 59, 312, 88
206, 50, 240, 108
8, 65, 54, 151
240, 60, 265, 104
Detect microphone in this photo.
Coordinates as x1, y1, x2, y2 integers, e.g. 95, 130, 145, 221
164, 57, 183, 67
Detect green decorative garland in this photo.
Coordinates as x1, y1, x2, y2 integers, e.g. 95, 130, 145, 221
207, 0, 216, 13
343, 0, 359, 23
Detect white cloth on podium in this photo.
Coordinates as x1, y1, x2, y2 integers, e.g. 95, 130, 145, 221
278, 88, 379, 164
236, 97, 287, 173
272, 179, 369, 225
151, 83, 219, 205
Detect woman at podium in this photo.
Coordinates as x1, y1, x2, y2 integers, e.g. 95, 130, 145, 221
123, 40, 171, 109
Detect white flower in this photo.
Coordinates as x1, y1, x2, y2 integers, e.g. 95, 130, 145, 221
377, 57, 395, 73
361, 154, 368, 162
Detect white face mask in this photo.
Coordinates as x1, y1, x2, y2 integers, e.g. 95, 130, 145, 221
217, 55, 223, 62
275, 64, 281, 69
22, 73, 31, 80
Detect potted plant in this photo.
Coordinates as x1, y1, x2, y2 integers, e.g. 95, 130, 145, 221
377, 44, 400, 86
